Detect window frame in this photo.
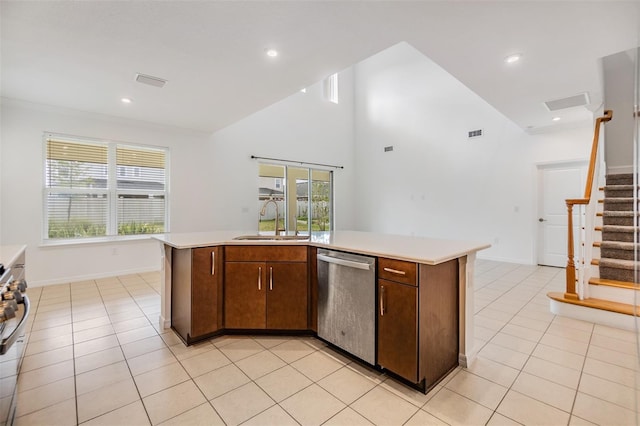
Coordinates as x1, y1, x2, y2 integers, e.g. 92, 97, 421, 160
258, 163, 333, 235
42, 133, 170, 242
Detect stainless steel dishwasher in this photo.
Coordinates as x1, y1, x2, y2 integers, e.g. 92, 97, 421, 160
317, 249, 376, 365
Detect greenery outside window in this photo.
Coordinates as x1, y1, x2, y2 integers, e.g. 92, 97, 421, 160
258, 164, 332, 235
44, 134, 168, 240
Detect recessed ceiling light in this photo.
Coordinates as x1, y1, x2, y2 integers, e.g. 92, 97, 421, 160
552, 117, 561, 121
121, 97, 132, 104
504, 53, 522, 64
265, 48, 278, 58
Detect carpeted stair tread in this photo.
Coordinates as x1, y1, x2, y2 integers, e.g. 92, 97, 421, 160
598, 258, 640, 270
603, 211, 638, 217
601, 225, 639, 232
600, 241, 639, 260
603, 198, 637, 203
606, 174, 635, 185
603, 199, 638, 211
604, 185, 639, 198
602, 211, 639, 226
600, 241, 640, 250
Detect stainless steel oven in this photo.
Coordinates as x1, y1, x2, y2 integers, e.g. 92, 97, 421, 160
0, 254, 29, 426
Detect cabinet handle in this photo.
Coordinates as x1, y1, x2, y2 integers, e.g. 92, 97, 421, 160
383, 267, 406, 276
269, 266, 273, 291
258, 266, 262, 290
211, 251, 215, 276
380, 285, 385, 316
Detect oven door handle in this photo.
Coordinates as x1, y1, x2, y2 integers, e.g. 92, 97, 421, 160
0, 294, 30, 355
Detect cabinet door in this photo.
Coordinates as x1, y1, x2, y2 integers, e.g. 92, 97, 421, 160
225, 262, 266, 329
266, 262, 308, 329
377, 279, 418, 382
191, 247, 222, 337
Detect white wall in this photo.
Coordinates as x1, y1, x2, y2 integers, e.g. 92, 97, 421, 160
1, 42, 601, 284
0, 71, 356, 285
353, 42, 592, 264
206, 70, 356, 231
603, 48, 636, 174
0, 98, 213, 285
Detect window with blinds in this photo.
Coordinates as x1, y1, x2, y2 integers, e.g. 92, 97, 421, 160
44, 135, 168, 239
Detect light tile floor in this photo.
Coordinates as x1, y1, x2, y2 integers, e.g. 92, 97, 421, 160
13, 261, 640, 425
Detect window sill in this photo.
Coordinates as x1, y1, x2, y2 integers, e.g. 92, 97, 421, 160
40, 234, 161, 248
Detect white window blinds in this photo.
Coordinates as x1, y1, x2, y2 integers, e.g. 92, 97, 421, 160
44, 135, 168, 240
115, 146, 166, 235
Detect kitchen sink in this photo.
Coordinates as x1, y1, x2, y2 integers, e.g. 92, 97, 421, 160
232, 235, 310, 241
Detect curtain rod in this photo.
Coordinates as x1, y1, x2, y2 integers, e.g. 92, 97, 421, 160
250, 155, 344, 169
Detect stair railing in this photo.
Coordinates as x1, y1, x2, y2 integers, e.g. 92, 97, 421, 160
566, 110, 613, 300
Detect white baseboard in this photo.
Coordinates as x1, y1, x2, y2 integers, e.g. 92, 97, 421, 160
159, 314, 171, 330
476, 254, 535, 265
607, 165, 634, 175
28, 266, 160, 287
459, 345, 478, 369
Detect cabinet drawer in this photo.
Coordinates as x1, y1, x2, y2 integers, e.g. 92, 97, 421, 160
225, 245, 307, 262
378, 258, 417, 286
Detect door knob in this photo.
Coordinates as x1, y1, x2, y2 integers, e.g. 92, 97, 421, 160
538, 218, 547, 222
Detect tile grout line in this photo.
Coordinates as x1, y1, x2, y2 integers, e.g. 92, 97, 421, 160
469, 267, 562, 425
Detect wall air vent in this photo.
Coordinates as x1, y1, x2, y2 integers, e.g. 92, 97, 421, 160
384, 146, 394, 152
135, 73, 167, 88
468, 129, 483, 138
544, 92, 590, 111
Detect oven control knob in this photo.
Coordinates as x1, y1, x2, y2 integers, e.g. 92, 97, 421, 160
2, 291, 22, 304
0, 304, 15, 321
9, 279, 27, 293
3, 300, 17, 312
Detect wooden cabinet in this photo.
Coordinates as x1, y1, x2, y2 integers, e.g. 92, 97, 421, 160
377, 258, 419, 382
378, 278, 418, 382
266, 262, 308, 329
377, 257, 459, 391
171, 246, 223, 344
224, 246, 308, 330
224, 262, 266, 329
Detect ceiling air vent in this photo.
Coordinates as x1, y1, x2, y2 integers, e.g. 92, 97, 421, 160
544, 92, 590, 111
135, 73, 167, 88
468, 129, 483, 138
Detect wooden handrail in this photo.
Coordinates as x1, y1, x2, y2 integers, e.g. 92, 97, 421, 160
583, 110, 613, 200
565, 110, 613, 299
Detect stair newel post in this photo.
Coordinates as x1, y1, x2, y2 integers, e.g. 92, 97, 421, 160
565, 200, 579, 300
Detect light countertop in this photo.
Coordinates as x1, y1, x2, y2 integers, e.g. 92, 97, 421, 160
154, 231, 490, 265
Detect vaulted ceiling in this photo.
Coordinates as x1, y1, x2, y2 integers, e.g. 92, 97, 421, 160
1, 1, 638, 134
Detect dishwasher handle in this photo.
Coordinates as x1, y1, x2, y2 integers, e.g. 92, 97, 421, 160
317, 253, 372, 271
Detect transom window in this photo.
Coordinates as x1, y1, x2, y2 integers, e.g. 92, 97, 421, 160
44, 134, 169, 240
258, 164, 332, 235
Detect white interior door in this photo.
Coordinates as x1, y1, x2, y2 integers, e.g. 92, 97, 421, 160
537, 163, 587, 267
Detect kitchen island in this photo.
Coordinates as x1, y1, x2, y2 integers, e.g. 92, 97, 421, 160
154, 231, 489, 391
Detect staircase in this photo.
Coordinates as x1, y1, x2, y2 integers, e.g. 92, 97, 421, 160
547, 110, 640, 329
549, 173, 640, 326
588, 174, 640, 310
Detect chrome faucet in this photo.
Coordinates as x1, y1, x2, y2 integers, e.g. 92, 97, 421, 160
260, 198, 281, 235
